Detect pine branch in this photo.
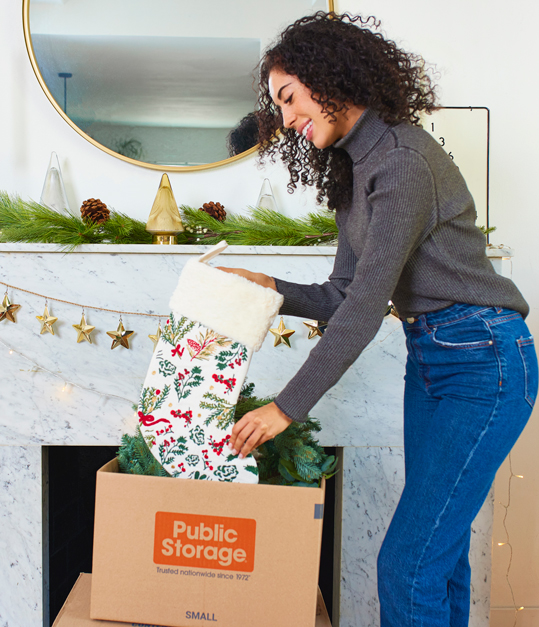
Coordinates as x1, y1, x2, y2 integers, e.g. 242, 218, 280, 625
100, 211, 153, 244
181, 205, 338, 246
117, 426, 171, 477
0, 191, 155, 249
0, 193, 101, 249
478, 225, 496, 235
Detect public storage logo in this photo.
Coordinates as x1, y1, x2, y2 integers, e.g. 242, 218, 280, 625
154, 511, 256, 572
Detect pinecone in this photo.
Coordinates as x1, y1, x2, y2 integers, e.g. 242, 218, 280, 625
199, 201, 226, 222
80, 198, 110, 225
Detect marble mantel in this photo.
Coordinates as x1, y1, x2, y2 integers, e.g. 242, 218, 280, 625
0, 243, 507, 627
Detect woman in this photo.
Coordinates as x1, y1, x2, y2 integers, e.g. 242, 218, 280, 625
221, 12, 538, 627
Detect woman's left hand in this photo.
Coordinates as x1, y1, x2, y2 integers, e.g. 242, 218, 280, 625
217, 266, 277, 291
229, 401, 293, 458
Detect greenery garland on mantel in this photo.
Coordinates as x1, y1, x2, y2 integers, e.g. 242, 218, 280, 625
0, 192, 153, 249
0, 192, 339, 251
180, 206, 338, 246
0, 191, 494, 252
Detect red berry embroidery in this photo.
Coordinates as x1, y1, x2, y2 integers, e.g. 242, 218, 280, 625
212, 373, 237, 393
170, 409, 193, 425
208, 434, 230, 456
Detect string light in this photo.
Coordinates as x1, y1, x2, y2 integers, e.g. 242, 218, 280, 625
0, 337, 136, 407
493, 257, 525, 627
497, 452, 525, 627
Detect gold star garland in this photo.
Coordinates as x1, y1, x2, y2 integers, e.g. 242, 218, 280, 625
0, 279, 163, 348
0, 292, 21, 323
303, 320, 328, 339
148, 321, 162, 352
269, 317, 296, 348
36, 303, 58, 335
107, 318, 135, 350
0, 281, 328, 348
72, 312, 96, 344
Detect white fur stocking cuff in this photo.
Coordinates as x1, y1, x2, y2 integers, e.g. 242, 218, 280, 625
169, 243, 283, 352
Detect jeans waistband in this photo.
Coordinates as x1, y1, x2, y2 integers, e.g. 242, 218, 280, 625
403, 303, 520, 328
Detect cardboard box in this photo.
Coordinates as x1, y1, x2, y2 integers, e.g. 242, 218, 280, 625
54, 574, 332, 626
91, 459, 326, 627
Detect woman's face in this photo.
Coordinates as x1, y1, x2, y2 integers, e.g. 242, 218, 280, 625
268, 69, 365, 149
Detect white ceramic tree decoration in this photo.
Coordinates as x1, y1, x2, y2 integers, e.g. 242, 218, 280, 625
256, 178, 279, 212
40, 152, 70, 213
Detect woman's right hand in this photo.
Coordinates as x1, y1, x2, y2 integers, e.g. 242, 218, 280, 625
217, 266, 277, 291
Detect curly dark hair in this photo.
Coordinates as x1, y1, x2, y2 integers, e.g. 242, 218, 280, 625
257, 12, 438, 211
227, 112, 260, 157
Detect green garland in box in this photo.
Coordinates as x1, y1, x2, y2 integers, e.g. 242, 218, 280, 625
117, 383, 338, 487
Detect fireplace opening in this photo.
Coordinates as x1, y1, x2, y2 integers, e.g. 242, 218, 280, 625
43, 445, 118, 626
43, 445, 336, 626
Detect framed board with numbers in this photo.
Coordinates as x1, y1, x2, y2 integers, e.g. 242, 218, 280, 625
421, 107, 490, 231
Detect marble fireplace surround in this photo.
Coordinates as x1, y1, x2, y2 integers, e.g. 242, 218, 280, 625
0, 243, 509, 627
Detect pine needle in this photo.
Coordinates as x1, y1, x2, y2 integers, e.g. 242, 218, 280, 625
100, 211, 153, 244
0, 193, 100, 249
181, 205, 338, 246
0, 191, 154, 249
0, 192, 337, 250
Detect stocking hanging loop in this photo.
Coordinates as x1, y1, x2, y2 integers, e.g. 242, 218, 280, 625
197, 240, 228, 264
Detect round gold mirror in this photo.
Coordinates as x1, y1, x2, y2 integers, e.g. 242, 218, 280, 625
23, 0, 334, 172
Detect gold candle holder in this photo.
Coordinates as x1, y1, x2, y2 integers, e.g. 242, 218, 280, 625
145, 173, 184, 245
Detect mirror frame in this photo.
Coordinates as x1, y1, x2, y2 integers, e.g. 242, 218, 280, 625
22, 0, 335, 172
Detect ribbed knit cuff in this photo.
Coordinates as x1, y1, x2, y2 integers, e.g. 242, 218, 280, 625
273, 396, 309, 424
272, 277, 302, 316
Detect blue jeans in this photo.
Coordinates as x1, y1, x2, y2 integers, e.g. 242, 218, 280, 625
377, 303, 538, 627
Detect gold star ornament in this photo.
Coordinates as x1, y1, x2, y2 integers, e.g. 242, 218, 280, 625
36, 304, 58, 335
73, 313, 96, 343
0, 294, 21, 323
269, 317, 295, 348
148, 321, 162, 351
107, 319, 134, 350
303, 320, 328, 339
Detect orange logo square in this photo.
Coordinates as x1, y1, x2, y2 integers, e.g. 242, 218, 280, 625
154, 511, 256, 572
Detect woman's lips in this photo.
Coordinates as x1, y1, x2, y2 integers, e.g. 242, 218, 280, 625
299, 119, 313, 141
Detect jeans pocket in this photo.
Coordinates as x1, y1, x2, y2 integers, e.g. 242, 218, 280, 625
431, 317, 493, 349
517, 336, 539, 408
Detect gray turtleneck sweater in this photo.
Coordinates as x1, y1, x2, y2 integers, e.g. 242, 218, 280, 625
273, 109, 529, 422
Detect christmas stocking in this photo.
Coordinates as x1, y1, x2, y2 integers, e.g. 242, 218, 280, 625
137, 241, 283, 484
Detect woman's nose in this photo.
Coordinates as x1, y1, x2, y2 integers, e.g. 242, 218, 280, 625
281, 108, 295, 129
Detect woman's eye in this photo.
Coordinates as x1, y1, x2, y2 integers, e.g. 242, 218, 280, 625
284, 96, 292, 105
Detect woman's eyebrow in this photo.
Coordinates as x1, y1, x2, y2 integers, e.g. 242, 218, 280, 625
277, 83, 292, 101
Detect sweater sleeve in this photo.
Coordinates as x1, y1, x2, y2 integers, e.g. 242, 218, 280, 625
274, 148, 438, 422
273, 228, 357, 321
